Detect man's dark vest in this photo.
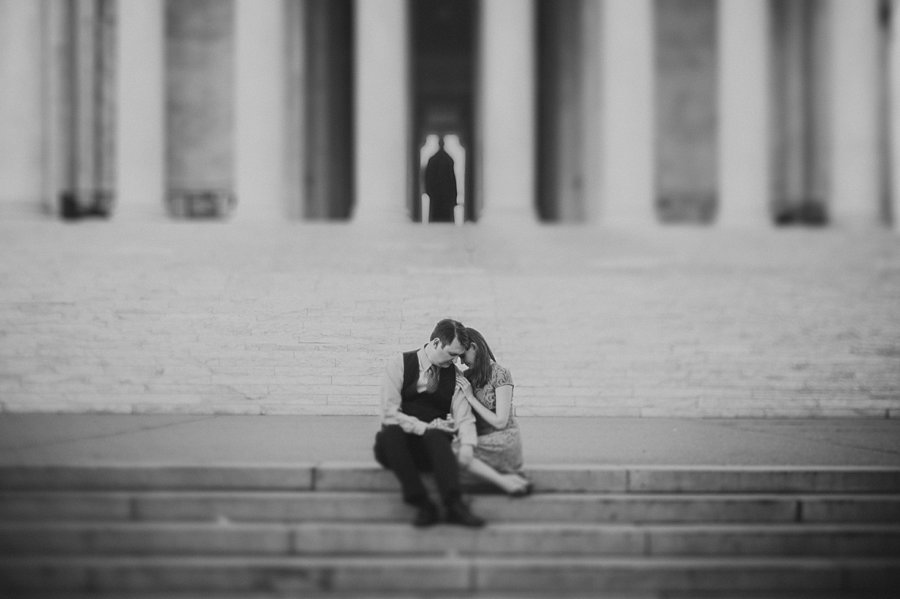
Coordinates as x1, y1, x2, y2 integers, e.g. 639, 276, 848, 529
400, 350, 455, 423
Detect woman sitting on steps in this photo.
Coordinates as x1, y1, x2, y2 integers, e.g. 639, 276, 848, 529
454, 327, 531, 497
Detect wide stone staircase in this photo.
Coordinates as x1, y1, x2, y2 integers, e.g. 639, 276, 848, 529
1, 463, 899, 597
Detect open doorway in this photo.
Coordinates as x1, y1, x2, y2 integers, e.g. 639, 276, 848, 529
419, 134, 467, 224
409, 0, 477, 223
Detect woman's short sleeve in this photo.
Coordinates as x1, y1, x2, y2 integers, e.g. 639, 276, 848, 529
492, 364, 514, 388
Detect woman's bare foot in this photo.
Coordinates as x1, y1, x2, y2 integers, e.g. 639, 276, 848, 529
502, 473, 532, 496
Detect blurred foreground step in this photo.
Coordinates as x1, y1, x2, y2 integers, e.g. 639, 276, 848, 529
3, 491, 900, 523
2, 464, 900, 493
3, 521, 900, 557
11, 594, 900, 599
2, 463, 897, 595
0, 555, 898, 594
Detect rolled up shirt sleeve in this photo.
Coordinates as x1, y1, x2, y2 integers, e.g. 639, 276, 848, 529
451, 387, 477, 447
380, 354, 428, 435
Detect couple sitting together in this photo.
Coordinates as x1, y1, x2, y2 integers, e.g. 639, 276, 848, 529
373, 318, 530, 528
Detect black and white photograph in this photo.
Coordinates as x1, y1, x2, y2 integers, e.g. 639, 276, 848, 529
1, 0, 899, 596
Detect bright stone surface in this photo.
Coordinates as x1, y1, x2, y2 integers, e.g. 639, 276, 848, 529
0, 218, 898, 417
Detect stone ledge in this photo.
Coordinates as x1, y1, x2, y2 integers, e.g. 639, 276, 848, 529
4, 491, 900, 524
0, 465, 315, 491
3, 464, 899, 494
3, 521, 899, 557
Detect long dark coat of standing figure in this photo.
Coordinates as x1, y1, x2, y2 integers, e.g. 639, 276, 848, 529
424, 138, 457, 223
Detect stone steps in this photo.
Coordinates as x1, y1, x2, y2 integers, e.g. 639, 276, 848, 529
3, 490, 900, 524
2, 464, 899, 493
1, 555, 898, 594
2, 521, 900, 557
0, 464, 898, 595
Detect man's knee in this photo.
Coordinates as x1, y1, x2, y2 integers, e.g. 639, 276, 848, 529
421, 429, 454, 457
421, 428, 451, 445
379, 425, 407, 443
374, 426, 406, 465
373, 432, 388, 468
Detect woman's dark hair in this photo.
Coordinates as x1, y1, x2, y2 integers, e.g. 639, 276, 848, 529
463, 327, 496, 390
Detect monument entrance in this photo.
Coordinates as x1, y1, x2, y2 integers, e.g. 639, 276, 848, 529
410, 0, 477, 223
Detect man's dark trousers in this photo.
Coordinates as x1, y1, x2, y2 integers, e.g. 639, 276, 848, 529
374, 425, 461, 506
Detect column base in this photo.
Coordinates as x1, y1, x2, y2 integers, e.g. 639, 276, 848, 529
773, 198, 828, 227
657, 193, 716, 225
59, 190, 115, 220
167, 190, 236, 219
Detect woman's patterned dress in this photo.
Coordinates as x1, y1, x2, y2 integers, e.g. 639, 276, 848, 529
471, 362, 523, 473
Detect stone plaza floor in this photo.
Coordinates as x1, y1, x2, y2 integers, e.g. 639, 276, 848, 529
1, 214, 899, 418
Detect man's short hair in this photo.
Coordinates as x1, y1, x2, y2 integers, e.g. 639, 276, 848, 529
430, 318, 468, 348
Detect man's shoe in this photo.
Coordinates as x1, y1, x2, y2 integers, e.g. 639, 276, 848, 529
412, 501, 440, 528
445, 500, 485, 528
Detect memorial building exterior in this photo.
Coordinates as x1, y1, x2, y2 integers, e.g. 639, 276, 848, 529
0, 0, 897, 229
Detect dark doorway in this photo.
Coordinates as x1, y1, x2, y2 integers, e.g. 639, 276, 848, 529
770, 0, 829, 226
410, 0, 477, 223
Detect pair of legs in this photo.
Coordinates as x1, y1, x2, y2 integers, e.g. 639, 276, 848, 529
375, 425, 485, 527
374, 424, 528, 502
374, 425, 462, 506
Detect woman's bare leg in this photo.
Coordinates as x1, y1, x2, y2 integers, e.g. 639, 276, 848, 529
464, 458, 529, 494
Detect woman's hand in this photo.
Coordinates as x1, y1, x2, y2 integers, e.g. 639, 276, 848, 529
462, 393, 479, 409
455, 374, 473, 397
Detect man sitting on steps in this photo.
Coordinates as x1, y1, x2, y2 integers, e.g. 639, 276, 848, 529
373, 318, 485, 528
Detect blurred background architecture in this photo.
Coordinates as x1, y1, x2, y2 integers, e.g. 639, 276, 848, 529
1, 0, 899, 417
0, 0, 898, 228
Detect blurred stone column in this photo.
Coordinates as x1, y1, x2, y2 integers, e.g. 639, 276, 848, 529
828, 0, 882, 228
0, 0, 44, 214
581, 0, 603, 224
892, 0, 900, 231
43, 0, 117, 219
284, 0, 306, 221
478, 0, 536, 224
234, 0, 285, 222
353, 0, 409, 222
717, 0, 771, 227
598, 0, 655, 226
166, 0, 235, 219
303, 0, 355, 220
777, 1, 811, 214
116, 0, 164, 219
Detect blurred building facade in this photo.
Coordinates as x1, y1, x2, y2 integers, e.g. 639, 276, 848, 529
0, 0, 897, 228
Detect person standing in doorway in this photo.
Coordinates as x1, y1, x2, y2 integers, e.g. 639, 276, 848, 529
373, 318, 485, 528
424, 136, 458, 223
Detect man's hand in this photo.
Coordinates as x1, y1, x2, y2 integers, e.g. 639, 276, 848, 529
457, 444, 474, 467
427, 416, 458, 434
